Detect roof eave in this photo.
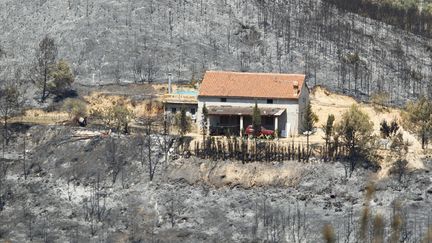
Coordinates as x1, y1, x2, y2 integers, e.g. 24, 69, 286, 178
198, 95, 300, 100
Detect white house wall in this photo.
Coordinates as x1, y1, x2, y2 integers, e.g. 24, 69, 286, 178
197, 97, 301, 136
165, 104, 198, 121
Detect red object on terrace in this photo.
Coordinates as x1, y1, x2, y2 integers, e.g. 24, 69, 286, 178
245, 125, 274, 136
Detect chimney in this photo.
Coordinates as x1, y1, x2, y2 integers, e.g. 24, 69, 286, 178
168, 73, 172, 94
293, 81, 299, 95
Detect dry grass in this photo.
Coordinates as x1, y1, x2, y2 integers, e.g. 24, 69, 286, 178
10, 109, 69, 125
322, 224, 336, 243
84, 92, 163, 119
308, 86, 426, 175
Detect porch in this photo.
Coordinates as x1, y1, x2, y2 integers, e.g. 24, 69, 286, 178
206, 106, 286, 136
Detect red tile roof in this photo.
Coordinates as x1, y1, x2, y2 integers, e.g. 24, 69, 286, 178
199, 71, 306, 99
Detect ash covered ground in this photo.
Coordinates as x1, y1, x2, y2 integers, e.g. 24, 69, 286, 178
0, 125, 431, 242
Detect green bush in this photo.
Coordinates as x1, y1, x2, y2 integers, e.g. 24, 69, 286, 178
62, 98, 87, 119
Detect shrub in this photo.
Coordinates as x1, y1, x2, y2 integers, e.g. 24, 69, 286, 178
49, 59, 75, 96
62, 98, 87, 119
109, 105, 135, 133
175, 106, 191, 136
322, 224, 336, 243
401, 97, 432, 149
336, 105, 376, 175
370, 91, 390, 111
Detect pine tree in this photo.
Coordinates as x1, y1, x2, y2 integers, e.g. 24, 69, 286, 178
49, 59, 75, 96
0, 83, 21, 147
402, 97, 432, 149
322, 114, 335, 159
201, 103, 208, 142
176, 106, 191, 137
252, 101, 261, 138
336, 105, 374, 175
33, 35, 58, 102
303, 101, 318, 151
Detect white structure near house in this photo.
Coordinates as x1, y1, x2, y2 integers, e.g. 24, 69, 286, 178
196, 71, 309, 137
163, 90, 198, 122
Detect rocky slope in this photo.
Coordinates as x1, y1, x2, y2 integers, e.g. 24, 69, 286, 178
0, 0, 432, 104
0, 125, 431, 242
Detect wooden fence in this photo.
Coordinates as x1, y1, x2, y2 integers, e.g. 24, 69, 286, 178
187, 137, 349, 163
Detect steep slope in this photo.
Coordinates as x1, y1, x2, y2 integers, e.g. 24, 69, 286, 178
0, 0, 431, 104
1, 126, 431, 242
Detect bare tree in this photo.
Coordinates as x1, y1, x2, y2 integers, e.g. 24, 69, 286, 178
372, 214, 385, 243
165, 190, 187, 228
132, 57, 144, 83
33, 35, 58, 102
105, 137, 125, 185
0, 82, 21, 154
125, 195, 148, 241
21, 133, 30, 180
82, 174, 109, 236
0, 158, 9, 211
143, 47, 159, 83
136, 116, 161, 181
390, 200, 403, 243
157, 113, 173, 168
22, 201, 36, 241
343, 206, 355, 243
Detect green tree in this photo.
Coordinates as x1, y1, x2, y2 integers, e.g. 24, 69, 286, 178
389, 133, 409, 183
201, 103, 209, 142
252, 101, 261, 138
49, 59, 74, 96
336, 105, 374, 175
109, 105, 135, 134
402, 97, 432, 149
33, 35, 57, 102
175, 106, 191, 137
62, 98, 87, 120
322, 114, 335, 159
303, 100, 318, 150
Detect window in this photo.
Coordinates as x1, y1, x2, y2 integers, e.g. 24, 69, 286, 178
267, 99, 273, 104
191, 108, 196, 115
171, 107, 177, 113
221, 98, 227, 102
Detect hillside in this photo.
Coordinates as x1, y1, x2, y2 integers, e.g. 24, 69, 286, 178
1, 82, 431, 242
325, 0, 432, 37
2, 1, 432, 242
1, 0, 432, 105
10, 84, 430, 175
0, 124, 431, 242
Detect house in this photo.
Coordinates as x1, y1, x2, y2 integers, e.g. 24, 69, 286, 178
196, 71, 309, 137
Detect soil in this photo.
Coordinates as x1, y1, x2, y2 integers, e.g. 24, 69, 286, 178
0, 125, 431, 242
